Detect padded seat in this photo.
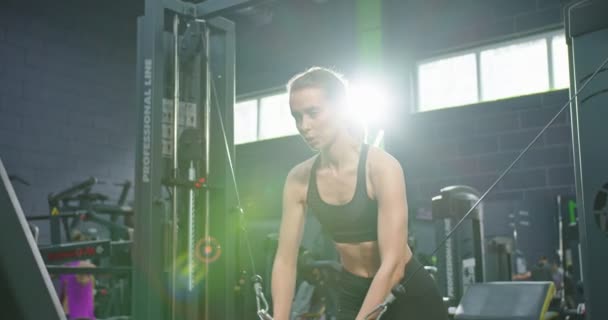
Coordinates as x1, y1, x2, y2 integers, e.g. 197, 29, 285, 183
454, 281, 555, 320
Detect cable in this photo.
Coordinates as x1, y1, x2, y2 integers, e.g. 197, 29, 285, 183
367, 53, 608, 320
198, 23, 269, 318
210, 72, 258, 277
210, 68, 272, 319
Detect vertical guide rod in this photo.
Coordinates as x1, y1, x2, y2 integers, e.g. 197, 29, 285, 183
557, 195, 565, 307
171, 13, 180, 320
202, 23, 212, 320
188, 161, 196, 290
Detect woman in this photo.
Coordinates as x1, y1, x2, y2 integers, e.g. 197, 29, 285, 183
271, 67, 447, 320
60, 230, 96, 320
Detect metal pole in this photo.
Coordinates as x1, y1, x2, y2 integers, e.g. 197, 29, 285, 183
203, 23, 211, 320
188, 161, 196, 291
171, 13, 180, 320
557, 195, 565, 307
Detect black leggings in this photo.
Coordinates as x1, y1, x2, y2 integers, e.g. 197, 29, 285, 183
336, 257, 447, 320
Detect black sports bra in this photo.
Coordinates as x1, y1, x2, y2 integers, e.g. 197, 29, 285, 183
306, 144, 378, 243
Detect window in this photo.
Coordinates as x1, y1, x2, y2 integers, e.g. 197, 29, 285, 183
234, 99, 258, 144
259, 93, 297, 140
234, 92, 298, 145
418, 53, 478, 111
480, 38, 548, 101
416, 30, 570, 112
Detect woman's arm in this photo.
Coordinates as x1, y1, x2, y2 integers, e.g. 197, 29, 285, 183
271, 167, 307, 320
356, 150, 409, 320
60, 277, 68, 314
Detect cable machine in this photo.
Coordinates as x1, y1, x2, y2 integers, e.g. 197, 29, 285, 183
133, 1, 262, 319
566, 1, 608, 319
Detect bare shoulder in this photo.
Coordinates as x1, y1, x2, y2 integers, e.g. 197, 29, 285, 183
367, 146, 408, 202
284, 156, 317, 198
367, 145, 403, 176
287, 156, 316, 183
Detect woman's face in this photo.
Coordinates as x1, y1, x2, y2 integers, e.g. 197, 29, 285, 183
289, 87, 342, 150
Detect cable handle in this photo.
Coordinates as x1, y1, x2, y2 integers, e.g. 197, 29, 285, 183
251, 275, 273, 319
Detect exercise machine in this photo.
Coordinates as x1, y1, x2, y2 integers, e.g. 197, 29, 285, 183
432, 185, 486, 306
133, 1, 271, 319
566, 1, 608, 319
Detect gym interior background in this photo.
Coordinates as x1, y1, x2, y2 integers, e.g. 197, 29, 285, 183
0, 0, 606, 319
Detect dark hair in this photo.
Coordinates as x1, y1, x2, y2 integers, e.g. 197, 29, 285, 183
286, 67, 348, 104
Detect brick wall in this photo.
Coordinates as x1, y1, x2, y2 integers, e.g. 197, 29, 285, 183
0, 2, 138, 244
392, 90, 572, 259
396, 91, 573, 205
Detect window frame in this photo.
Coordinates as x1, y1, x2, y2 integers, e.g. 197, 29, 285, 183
234, 88, 297, 145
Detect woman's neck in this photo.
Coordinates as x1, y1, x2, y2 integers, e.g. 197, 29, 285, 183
319, 132, 361, 171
